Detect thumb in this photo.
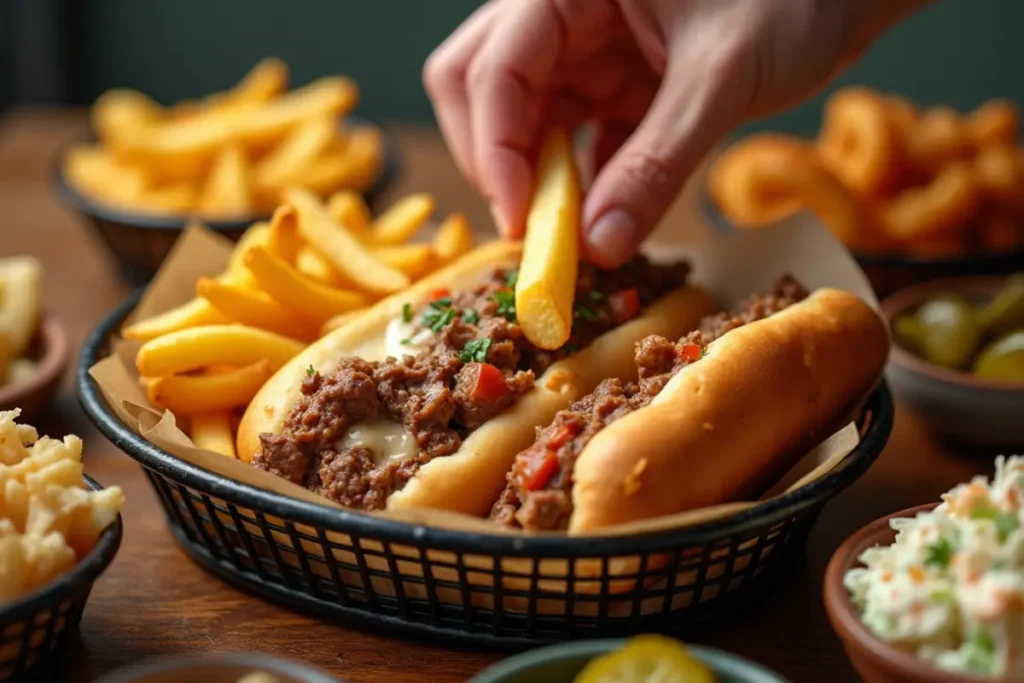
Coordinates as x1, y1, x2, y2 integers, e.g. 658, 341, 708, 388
581, 55, 746, 268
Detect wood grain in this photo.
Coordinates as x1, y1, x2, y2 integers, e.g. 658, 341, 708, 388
0, 108, 990, 683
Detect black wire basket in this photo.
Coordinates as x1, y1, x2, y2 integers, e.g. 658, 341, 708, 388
78, 291, 894, 649
52, 117, 402, 286
0, 476, 122, 682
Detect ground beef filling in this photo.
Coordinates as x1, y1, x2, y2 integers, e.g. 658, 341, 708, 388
492, 275, 809, 531
253, 257, 688, 510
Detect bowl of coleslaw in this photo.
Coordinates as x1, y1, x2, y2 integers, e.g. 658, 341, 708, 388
824, 456, 1024, 682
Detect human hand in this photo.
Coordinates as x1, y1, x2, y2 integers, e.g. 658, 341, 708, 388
424, 0, 927, 267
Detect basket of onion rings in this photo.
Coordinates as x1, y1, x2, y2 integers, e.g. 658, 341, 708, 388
705, 87, 1024, 296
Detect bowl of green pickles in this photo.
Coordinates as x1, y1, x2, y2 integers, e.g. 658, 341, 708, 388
882, 274, 1024, 447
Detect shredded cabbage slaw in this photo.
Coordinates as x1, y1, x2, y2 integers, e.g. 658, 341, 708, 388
845, 456, 1024, 678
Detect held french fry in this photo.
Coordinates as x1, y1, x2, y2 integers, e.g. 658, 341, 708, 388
327, 191, 373, 235
199, 145, 252, 217
370, 193, 435, 245
196, 277, 317, 340
515, 129, 580, 350
147, 360, 273, 415
286, 187, 409, 294
243, 246, 368, 321
371, 244, 436, 279
0, 257, 43, 356
189, 412, 237, 458
135, 325, 305, 377
122, 297, 229, 342
266, 205, 302, 264
255, 114, 337, 193
432, 212, 474, 263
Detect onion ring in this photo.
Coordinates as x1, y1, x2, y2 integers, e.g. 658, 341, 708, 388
817, 87, 901, 195
877, 161, 981, 242
966, 99, 1019, 149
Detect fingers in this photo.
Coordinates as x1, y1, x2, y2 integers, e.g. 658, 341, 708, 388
582, 47, 748, 267
464, 0, 568, 237
423, 1, 504, 185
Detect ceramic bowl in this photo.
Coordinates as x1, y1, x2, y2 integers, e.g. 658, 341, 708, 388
880, 276, 1024, 449
92, 654, 341, 683
468, 639, 788, 683
0, 313, 69, 422
824, 503, 989, 683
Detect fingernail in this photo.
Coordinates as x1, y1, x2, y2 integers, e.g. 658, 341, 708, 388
586, 209, 637, 265
490, 204, 508, 236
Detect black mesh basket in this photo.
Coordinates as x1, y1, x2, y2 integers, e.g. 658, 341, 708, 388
52, 117, 402, 286
0, 476, 122, 681
78, 291, 893, 649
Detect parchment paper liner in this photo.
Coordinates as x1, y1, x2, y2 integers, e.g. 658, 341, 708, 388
89, 214, 885, 612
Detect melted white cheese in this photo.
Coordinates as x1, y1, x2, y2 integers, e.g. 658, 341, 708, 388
338, 419, 418, 466
384, 316, 432, 360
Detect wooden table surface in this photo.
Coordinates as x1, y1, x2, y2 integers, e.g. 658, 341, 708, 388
0, 109, 993, 683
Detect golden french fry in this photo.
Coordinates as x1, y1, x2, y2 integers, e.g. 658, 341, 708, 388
371, 244, 436, 279
327, 190, 373, 234
189, 412, 237, 458
286, 127, 382, 195
432, 212, 474, 263
285, 187, 409, 294
319, 310, 366, 337
196, 277, 316, 340
63, 145, 150, 206
122, 297, 229, 342
199, 145, 252, 217
90, 89, 164, 144
295, 246, 349, 288
515, 129, 580, 350
148, 360, 273, 415
111, 76, 358, 165
136, 183, 199, 215
0, 257, 43, 357
243, 246, 367, 321
370, 193, 435, 245
206, 57, 289, 113
255, 114, 337, 193
266, 205, 301, 264
135, 325, 304, 377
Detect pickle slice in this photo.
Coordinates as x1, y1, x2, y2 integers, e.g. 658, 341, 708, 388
915, 295, 982, 370
973, 330, 1024, 382
573, 635, 716, 683
979, 274, 1024, 337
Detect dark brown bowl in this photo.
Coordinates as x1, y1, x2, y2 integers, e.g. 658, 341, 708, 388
0, 313, 70, 423
880, 276, 1024, 448
824, 503, 989, 683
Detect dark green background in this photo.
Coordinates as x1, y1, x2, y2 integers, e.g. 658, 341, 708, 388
60, 0, 1020, 136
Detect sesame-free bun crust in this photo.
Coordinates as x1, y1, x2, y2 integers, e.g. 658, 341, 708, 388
237, 240, 718, 516
569, 288, 889, 534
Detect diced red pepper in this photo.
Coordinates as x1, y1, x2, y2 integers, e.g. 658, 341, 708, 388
546, 423, 580, 450
526, 451, 560, 491
607, 288, 640, 323
679, 343, 702, 363
469, 363, 509, 402
429, 288, 451, 301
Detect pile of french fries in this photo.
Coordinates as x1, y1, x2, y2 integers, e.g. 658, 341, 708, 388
0, 257, 43, 387
124, 188, 474, 457
63, 58, 384, 219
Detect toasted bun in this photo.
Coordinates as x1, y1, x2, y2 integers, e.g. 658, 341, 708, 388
569, 289, 889, 534
237, 240, 719, 516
